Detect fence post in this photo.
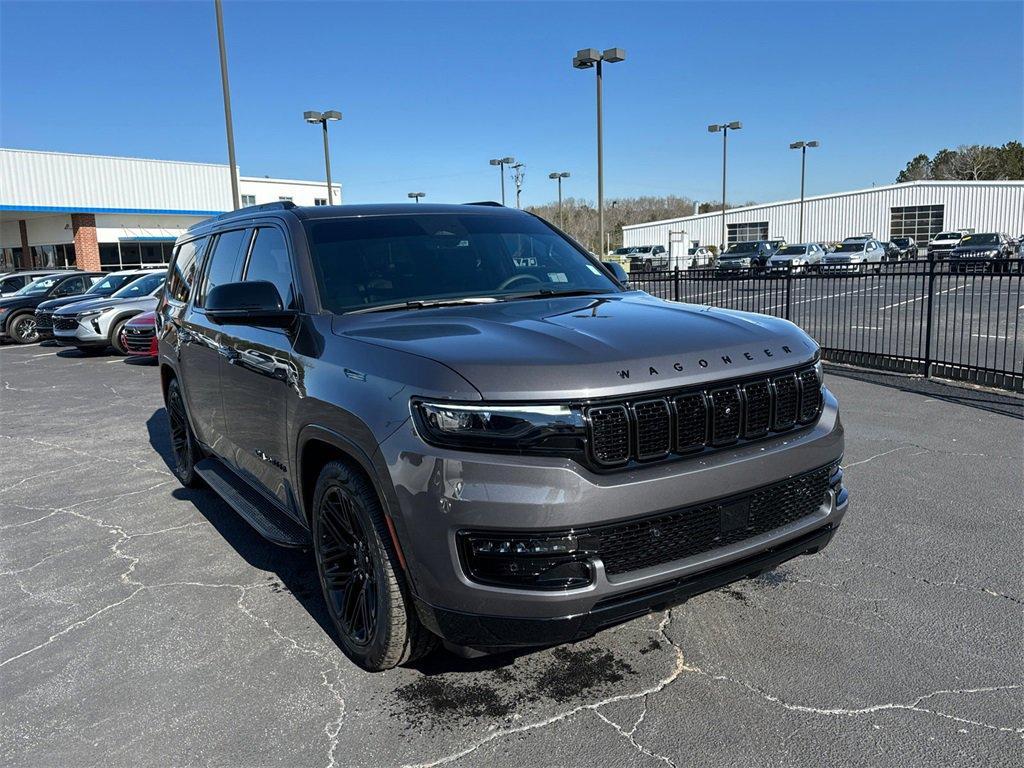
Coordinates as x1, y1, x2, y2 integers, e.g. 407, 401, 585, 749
784, 265, 793, 320
923, 259, 936, 378
673, 267, 680, 303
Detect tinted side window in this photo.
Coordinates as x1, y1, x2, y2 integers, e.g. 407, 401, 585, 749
167, 237, 207, 303
56, 276, 86, 295
1, 276, 24, 292
198, 229, 249, 306
243, 228, 295, 308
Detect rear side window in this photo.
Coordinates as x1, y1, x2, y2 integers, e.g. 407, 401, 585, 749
166, 237, 207, 303
56, 276, 86, 295
198, 229, 249, 306
1, 276, 25, 292
243, 227, 295, 309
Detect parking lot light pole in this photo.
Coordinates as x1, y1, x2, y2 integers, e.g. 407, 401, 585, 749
489, 157, 515, 205
790, 140, 820, 243
574, 47, 626, 255
548, 172, 570, 227
408, 192, 425, 203
708, 121, 742, 253
214, 0, 240, 210
304, 110, 342, 205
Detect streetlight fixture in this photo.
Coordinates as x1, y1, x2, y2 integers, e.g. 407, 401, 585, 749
789, 140, 820, 243
707, 120, 742, 253
573, 47, 626, 255
548, 172, 570, 228
408, 192, 426, 203
510, 162, 526, 208
304, 109, 342, 205
489, 156, 516, 205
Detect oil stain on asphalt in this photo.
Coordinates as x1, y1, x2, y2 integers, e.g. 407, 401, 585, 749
393, 645, 636, 728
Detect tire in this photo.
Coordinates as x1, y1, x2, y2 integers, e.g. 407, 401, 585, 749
312, 460, 436, 671
7, 312, 39, 344
165, 377, 202, 488
109, 317, 131, 355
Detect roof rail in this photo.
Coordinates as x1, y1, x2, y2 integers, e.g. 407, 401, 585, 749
463, 201, 504, 207
187, 200, 296, 232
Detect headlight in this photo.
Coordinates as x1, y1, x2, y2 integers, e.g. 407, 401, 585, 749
414, 401, 585, 454
78, 308, 111, 320
815, 357, 824, 387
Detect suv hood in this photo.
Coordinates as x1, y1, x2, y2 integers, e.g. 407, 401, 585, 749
37, 293, 109, 312
333, 291, 817, 400
54, 295, 157, 315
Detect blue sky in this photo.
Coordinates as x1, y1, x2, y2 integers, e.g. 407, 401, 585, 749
2, 1, 1021, 207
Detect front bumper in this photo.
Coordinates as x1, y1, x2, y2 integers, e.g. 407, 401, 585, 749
54, 317, 108, 346
379, 388, 846, 648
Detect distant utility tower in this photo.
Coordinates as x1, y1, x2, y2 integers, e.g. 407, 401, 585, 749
511, 163, 526, 208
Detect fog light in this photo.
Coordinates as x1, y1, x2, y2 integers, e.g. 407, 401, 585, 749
460, 532, 596, 590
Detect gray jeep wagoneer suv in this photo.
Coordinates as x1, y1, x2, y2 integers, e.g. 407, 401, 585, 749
158, 201, 847, 671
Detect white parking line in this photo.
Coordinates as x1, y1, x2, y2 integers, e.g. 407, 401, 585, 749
763, 283, 879, 312
30, 352, 55, 358
852, 326, 881, 330
879, 281, 965, 310
971, 334, 1009, 340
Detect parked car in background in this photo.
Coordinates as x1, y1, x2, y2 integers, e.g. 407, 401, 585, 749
0, 269, 74, 297
119, 310, 158, 358
927, 230, 967, 260
0, 271, 103, 344
715, 240, 779, 274
52, 270, 166, 354
880, 240, 901, 262
890, 237, 918, 260
822, 238, 886, 273
158, 201, 845, 671
947, 232, 1015, 274
34, 269, 153, 340
767, 243, 826, 274
625, 245, 669, 271
688, 246, 714, 268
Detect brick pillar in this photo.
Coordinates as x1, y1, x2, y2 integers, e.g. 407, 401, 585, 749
71, 213, 101, 271
18, 219, 31, 268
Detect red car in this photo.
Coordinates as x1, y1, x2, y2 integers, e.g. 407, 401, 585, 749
120, 311, 157, 358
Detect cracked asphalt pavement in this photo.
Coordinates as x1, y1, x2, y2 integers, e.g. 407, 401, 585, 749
1, 343, 1021, 767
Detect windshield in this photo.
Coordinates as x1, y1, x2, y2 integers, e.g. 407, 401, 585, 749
305, 212, 620, 314
111, 272, 165, 298
957, 233, 999, 246
834, 242, 867, 253
15, 275, 62, 296
88, 272, 140, 294
892, 238, 911, 246
723, 242, 758, 256
777, 246, 807, 255
935, 232, 962, 241
612, 247, 635, 255
630, 246, 652, 254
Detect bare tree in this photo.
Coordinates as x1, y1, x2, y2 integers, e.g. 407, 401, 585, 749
946, 144, 999, 180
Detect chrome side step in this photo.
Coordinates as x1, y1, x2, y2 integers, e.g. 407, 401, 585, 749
194, 458, 309, 548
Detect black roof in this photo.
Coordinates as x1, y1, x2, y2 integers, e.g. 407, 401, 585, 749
186, 200, 518, 234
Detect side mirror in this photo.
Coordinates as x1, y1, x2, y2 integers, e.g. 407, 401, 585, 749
205, 280, 296, 327
602, 261, 629, 285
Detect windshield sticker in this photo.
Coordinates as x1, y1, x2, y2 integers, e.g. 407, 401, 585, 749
586, 264, 601, 275
547, 272, 569, 283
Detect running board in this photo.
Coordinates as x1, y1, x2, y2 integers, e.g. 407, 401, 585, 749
194, 458, 310, 548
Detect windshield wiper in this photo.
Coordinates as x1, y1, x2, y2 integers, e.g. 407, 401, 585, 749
346, 297, 501, 315
505, 288, 612, 301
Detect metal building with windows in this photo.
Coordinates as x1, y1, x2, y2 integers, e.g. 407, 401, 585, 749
621, 180, 1024, 254
0, 148, 341, 273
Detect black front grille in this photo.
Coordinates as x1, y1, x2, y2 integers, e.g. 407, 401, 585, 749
34, 311, 53, 330
53, 316, 79, 331
584, 364, 823, 468
588, 462, 835, 575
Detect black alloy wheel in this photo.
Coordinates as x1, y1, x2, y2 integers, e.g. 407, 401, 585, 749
311, 461, 436, 671
166, 378, 201, 487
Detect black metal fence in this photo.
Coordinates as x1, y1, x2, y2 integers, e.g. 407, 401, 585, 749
628, 259, 1024, 392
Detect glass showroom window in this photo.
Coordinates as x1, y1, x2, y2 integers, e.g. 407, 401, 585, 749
890, 205, 944, 246
29, 243, 76, 269
241, 194, 256, 206
727, 221, 769, 243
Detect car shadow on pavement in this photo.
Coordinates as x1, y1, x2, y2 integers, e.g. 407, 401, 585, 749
824, 363, 1023, 419
145, 408, 344, 651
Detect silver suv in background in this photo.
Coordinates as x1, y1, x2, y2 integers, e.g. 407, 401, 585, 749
822, 238, 885, 273
927, 230, 967, 261
767, 243, 826, 274
53, 270, 166, 354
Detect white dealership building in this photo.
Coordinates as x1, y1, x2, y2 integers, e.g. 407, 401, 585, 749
0, 148, 341, 273
622, 180, 1024, 258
